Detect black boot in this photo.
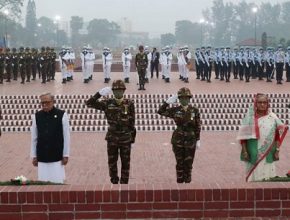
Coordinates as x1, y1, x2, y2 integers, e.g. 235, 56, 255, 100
62, 78, 66, 84
110, 177, 119, 184
120, 178, 128, 184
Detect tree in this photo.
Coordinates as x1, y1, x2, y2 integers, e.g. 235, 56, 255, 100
261, 32, 267, 49
175, 20, 200, 46
281, 1, 290, 24
70, 16, 83, 48
0, 0, 24, 18
160, 33, 176, 47
87, 19, 120, 47
36, 16, 57, 47
25, 0, 37, 46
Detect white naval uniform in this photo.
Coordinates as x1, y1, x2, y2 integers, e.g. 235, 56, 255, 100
122, 52, 132, 79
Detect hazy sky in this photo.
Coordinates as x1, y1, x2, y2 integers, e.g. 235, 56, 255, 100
22, 0, 287, 37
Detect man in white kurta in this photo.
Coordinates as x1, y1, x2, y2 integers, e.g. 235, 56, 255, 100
31, 93, 70, 183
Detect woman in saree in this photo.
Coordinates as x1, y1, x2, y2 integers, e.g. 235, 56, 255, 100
237, 93, 288, 182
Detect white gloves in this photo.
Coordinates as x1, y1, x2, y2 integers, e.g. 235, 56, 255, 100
196, 140, 201, 149
166, 95, 178, 104
99, 87, 112, 96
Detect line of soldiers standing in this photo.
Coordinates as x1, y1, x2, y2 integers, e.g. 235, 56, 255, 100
0, 46, 57, 84
194, 45, 290, 84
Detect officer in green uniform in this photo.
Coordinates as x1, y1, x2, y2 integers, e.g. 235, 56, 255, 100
38, 46, 48, 84
46, 46, 52, 82
135, 45, 148, 90
0, 48, 5, 84
85, 80, 136, 184
11, 48, 19, 81
31, 48, 38, 80
18, 46, 26, 84
4, 48, 12, 82
25, 47, 32, 82
50, 48, 57, 80
158, 87, 201, 183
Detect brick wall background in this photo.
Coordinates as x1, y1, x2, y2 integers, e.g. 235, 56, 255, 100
1, 184, 290, 219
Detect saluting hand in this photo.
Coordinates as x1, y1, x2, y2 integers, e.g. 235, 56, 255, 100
166, 95, 178, 104
99, 87, 112, 96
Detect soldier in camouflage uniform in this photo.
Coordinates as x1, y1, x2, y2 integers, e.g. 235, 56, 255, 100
39, 46, 48, 84
135, 45, 148, 90
4, 48, 12, 82
11, 48, 19, 81
0, 48, 5, 84
46, 46, 52, 82
25, 47, 32, 82
18, 46, 26, 84
50, 48, 57, 80
31, 48, 38, 80
85, 80, 136, 184
158, 87, 201, 183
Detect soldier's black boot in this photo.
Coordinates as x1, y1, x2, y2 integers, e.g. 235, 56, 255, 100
124, 77, 129, 83
138, 85, 142, 90
89, 75, 92, 80
142, 84, 146, 90
62, 78, 66, 84
120, 178, 129, 184
110, 177, 119, 184
184, 173, 192, 183
165, 78, 170, 83
176, 170, 184, 183
83, 79, 89, 84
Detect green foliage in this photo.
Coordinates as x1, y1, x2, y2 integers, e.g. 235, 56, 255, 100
25, 0, 37, 46
0, 0, 24, 18
87, 19, 120, 47
261, 32, 267, 49
0, 180, 64, 186
160, 33, 176, 47
175, 20, 200, 46
70, 16, 84, 48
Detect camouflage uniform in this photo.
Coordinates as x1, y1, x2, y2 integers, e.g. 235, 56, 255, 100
31, 48, 38, 80
11, 48, 19, 80
18, 47, 26, 84
38, 47, 48, 83
4, 48, 12, 82
86, 80, 136, 184
135, 45, 148, 90
46, 47, 52, 82
50, 48, 57, 80
0, 48, 5, 84
158, 88, 201, 183
25, 47, 32, 82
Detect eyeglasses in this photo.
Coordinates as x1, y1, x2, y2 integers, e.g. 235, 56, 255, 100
40, 101, 53, 105
257, 101, 268, 104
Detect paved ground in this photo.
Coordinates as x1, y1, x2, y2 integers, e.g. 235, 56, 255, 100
0, 71, 290, 186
